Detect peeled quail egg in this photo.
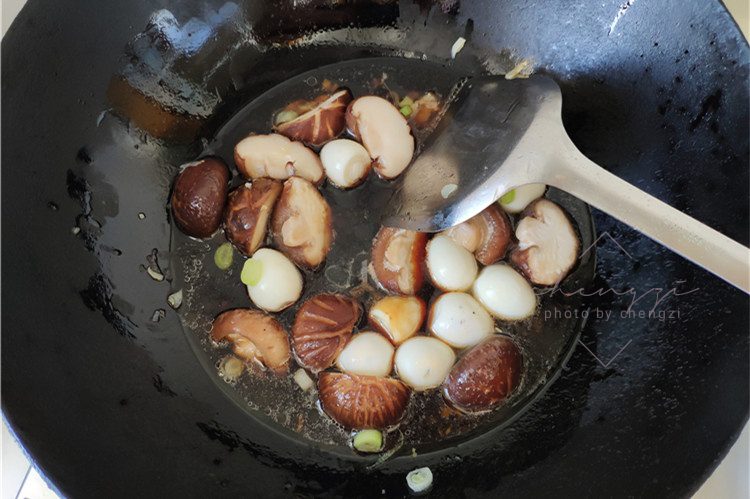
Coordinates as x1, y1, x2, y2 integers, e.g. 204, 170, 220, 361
394, 336, 456, 391
319, 139, 371, 188
428, 292, 494, 348
472, 264, 536, 320
426, 235, 478, 291
336, 332, 395, 377
243, 248, 303, 312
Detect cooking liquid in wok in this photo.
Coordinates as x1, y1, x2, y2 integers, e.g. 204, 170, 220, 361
170, 58, 595, 453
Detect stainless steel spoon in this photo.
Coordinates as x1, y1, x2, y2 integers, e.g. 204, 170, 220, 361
382, 75, 750, 293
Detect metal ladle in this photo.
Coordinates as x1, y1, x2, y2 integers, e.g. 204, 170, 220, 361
382, 75, 750, 293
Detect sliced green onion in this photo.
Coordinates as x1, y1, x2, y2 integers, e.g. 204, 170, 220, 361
167, 289, 183, 310
214, 243, 234, 270
499, 189, 516, 204
399, 105, 412, 117
406, 467, 433, 493
399, 96, 414, 108
241, 258, 263, 286
275, 110, 299, 125
353, 429, 383, 453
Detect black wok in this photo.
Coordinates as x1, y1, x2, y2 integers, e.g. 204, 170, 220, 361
2, 0, 748, 497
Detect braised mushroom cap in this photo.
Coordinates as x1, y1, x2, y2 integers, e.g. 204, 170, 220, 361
234, 133, 324, 185
443, 335, 523, 414
271, 176, 333, 269
211, 309, 291, 372
318, 372, 410, 429
443, 205, 512, 265
292, 294, 361, 373
511, 198, 579, 286
170, 157, 230, 238
370, 227, 428, 295
346, 96, 415, 180
223, 179, 282, 256
274, 89, 352, 146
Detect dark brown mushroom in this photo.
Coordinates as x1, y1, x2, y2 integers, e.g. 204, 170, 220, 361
223, 179, 282, 256
292, 294, 361, 373
443, 204, 512, 265
274, 89, 352, 146
170, 157, 230, 238
443, 336, 523, 413
318, 372, 410, 429
511, 198, 579, 286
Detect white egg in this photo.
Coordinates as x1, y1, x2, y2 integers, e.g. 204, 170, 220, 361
319, 139, 371, 188
498, 184, 547, 214
394, 336, 456, 391
426, 235, 478, 291
245, 248, 303, 312
337, 332, 395, 377
428, 292, 494, 348
472, 264, 537, 320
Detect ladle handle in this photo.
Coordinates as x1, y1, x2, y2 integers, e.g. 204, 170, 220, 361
546, 135, 750, 293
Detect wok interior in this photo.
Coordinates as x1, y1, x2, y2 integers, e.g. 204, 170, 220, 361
2, 1, 747, 496
171, 56, 596, 453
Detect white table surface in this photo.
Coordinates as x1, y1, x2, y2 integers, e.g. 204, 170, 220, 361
1, 0, 747, 498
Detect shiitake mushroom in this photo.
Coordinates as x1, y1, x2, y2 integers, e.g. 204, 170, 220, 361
274, 89, 352, 146
370, 227, 427, 295
211, 309, 291, 373
317, 371, 410, 430
292, 294, 361, 373
443, 335, 523, 413
234, 133, 324, 185
223, 179, 282, 256
443, 204, 512, 265
511, 198, 579, 286
346, 96, 415, 180
271, 176, 333, 270
170, 157, 230, 238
